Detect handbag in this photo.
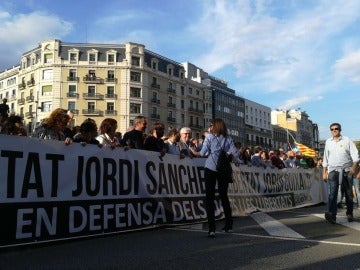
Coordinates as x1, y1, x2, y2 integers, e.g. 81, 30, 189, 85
215, 137, 233, 183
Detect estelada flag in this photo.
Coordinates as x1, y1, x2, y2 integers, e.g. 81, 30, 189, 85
294, 141, 316, 157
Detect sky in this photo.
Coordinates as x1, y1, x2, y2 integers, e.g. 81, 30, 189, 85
1, 0, 360, 140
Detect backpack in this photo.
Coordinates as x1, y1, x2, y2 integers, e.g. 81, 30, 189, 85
215, 137, 233, 183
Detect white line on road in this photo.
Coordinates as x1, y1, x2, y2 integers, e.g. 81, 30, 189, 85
313, 213, 360, 230
170, 227, 360, 247
250, 212, 305, 239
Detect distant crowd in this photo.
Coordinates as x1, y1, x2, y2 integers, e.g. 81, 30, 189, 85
0, 105, 322, 169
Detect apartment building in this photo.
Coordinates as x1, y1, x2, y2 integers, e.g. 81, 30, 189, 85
183, 62, 245, 144
0, 65, 19, 116
244, 99, 272, 148
271, 109, 319, 149
11, 39, 210, 137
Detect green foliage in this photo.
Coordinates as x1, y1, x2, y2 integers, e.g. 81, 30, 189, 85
356, 141, 360, 152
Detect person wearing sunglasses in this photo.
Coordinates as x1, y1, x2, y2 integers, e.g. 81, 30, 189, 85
322, 123, 359, 224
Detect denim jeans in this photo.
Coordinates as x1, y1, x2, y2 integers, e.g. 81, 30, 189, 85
328, 170, 354, 218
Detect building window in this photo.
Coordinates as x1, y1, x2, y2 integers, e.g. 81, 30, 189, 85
181, 100, 184, 109
89, 70, 96, 78
130, 103, 141, 114
88, 102, 95, 112
152, 61, 157, 70
181, 113, 185, 124
44, 53, 53, 64
43, 69, 53, 80
107, 102, 114, 112
42, 101, 52, 112
68, 85, 77, 97
70, 53, 77, 64
181, 86, 184, 95
189, 87, 192, 94
89, 53, 96, 64
131, 56, 140, 66
130, 87, 141, 98
108, 54, 115, 65
107, 86, 114, 95
68, 101, 76, 111
42, 85, 52, 96
130, 71, 141, 82
69, 69, 77, 79
106, 70, 115, 83
88, 86, 95, 94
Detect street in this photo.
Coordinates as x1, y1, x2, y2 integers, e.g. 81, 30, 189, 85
1, 204, 360, 270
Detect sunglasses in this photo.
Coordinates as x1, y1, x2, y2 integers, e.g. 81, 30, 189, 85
330, 128, 339, 131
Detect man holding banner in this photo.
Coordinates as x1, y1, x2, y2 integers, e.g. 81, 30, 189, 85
322, 123, 359, 224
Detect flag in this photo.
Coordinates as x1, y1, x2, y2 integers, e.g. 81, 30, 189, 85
294, 141, 316, 157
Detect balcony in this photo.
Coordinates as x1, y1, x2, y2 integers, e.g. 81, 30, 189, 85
26, 95, 34, 102
151, 98, 160, 104
67, 92, 79, 98
67, 76, 79, 82
189, 123, 203, 129
25, 112, 34, 118
151, 114, 160, 120
68, 109, 79, 115
105, 110, 117, 116
188, 107, 203, 114
167, 117, 176, 122
82, 109, 103, 116
18, 83, 26, 90
83, 93, 104, 100
83, 76, 104, 84
27, 79, 35, 86
167, 87, 176, 93
17, 98, 25, 105
151, 83, 160, 89
105, 77, 117, 83
105, 93, 118, 99
167, 103, 176, 108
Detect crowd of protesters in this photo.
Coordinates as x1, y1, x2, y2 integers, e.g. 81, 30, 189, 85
2, 108, 360, 230
0, 108, 330, 168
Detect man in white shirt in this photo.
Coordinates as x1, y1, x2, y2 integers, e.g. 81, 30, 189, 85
322, 123, 359, 224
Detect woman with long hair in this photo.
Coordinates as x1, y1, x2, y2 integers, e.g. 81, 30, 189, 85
96, 118, 120, 148
32, 108, 72, 144
190, 118, 240, 237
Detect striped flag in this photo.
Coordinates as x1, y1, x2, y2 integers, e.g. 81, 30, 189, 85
294, 142, 316, 157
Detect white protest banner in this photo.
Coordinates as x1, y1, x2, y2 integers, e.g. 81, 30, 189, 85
0, 135, 326, 247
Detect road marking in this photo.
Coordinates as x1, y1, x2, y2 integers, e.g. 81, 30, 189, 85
250, 212, 305, 239
170, 227, 360, 247
313, 213, 360, 230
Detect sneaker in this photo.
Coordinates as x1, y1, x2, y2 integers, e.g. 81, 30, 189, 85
347, 214, 354, 222
208, 231, 216, 238
325, 212, 336, 224
222, 225, 233, 233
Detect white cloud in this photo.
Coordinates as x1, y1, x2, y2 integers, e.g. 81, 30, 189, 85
191, 0, 360, 101
333, 50, 360, 83
0, 11, 73, 69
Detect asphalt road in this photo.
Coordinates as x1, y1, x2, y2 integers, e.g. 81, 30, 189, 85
1, 204, 360, 270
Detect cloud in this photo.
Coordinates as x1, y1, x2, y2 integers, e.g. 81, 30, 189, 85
333, 50, 360, 83
0, 11, 73, 69
280, 95, 323, 110
191, 0, 360, 99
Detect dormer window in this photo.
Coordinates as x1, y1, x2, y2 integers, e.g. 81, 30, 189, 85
131, 56, 140, 67
88, 50, 98, 64
70, 53, 77, 64
108, 54, 115, 65
89, 53, 96, 63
